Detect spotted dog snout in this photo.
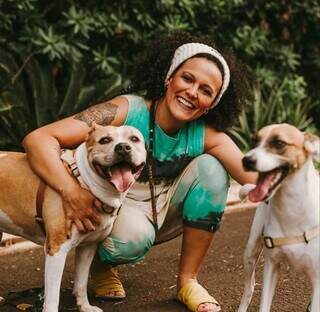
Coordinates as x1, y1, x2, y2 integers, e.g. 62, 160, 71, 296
115, 143, 132, 156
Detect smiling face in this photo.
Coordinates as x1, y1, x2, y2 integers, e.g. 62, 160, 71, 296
242, 124, 317, 202
162, 57, 223, 127
86, 124, 147, 192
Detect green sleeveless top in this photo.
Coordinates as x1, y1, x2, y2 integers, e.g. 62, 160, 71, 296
123, 95, 205, 183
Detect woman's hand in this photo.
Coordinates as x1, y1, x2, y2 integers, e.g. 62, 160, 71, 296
61, 183, 102, 234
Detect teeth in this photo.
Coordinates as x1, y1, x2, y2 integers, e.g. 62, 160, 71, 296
177, 97, 195, 109
268, 171, 283, 190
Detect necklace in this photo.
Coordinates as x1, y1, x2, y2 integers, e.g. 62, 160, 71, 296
147, 100, 158, 233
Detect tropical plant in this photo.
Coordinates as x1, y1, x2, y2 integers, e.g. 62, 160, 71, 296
0, 0, 319, 150
229, 74, 317, 151
0, 46, 122, 150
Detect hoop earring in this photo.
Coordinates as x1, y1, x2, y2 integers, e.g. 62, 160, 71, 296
204, 109, 209, 114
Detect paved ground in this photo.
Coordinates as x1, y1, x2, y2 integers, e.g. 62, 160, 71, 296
0, 210, 312, 312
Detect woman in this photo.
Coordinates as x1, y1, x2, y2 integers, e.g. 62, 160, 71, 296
23, 31, 256, 312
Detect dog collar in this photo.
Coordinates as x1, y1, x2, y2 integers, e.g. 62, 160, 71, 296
61, 148, 116, 214
60, 149, 88, 189
263, 226, 320, 249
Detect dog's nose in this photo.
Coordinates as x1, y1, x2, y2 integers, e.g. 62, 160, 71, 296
242, 156, 257, 171
115, 143, 132, 155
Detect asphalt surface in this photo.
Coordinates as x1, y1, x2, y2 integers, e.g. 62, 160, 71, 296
0, 210, 313, 311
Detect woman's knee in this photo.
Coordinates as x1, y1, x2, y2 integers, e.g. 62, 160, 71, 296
97, 220, 155, 265
182, 154, 229, 232
195, 154, 229, 192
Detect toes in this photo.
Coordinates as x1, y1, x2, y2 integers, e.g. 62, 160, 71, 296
197, 302, 221, 312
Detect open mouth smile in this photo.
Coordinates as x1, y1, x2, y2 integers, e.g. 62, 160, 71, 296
248, 165, 290, 202
93, 161, 145, 192
176, 96, 195, 110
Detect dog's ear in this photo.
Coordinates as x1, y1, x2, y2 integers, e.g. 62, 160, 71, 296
304, 133, 320, 161
91, 121, 98, 131
86, 122, 98, 138
85, 122, 98, 150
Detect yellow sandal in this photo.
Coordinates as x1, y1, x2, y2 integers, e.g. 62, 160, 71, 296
177, 281, 221, 312
92, 265, 126, 299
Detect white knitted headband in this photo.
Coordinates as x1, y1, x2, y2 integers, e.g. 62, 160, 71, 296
165, 42, 230, 107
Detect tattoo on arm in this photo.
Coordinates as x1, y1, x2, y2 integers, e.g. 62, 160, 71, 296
73, 102, 118, 126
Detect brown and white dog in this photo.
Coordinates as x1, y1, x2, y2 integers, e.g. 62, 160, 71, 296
0, 124, 147, 312
238, 124, 319, 312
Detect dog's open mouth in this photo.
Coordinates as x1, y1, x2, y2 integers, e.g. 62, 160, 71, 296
94, 161, 144, 193
248, 166, 290, 202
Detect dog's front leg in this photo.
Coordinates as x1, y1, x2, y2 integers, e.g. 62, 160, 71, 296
309, 274, 319, 312
238, 204, 265, 312
259, 257, 279, 312
42, 244, 70, 312
73, 243, 102, 312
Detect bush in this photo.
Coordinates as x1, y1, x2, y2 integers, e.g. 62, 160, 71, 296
229, 75, 316, 151
0, 0, 319, 150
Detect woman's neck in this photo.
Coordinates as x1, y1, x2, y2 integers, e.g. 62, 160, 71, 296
154, 97, 185, 135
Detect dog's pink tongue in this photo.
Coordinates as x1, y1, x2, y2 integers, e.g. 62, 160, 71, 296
110, 164, 134, 193
248, 173, 276, 202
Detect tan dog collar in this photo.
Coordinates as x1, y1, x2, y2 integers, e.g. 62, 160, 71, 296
263, 226, 320, 249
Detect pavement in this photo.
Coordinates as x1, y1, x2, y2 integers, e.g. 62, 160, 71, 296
0, 210, 312, 312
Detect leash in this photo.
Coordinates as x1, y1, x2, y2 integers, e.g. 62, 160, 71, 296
147, 100, 159, 234
263, 226, 320, 249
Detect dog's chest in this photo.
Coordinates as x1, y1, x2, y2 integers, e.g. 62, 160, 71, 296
78, 215, 117, 245
265, 238, 319, 272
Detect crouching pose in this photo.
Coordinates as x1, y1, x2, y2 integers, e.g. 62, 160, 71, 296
23, 31, 256, 312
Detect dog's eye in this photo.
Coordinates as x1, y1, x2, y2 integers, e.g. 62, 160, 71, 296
99, 136, 112, 144
130, 136, 140, 143
270, 139, 287, 149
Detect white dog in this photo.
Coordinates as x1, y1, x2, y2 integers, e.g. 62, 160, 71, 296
238, 124, 319, 312
0, 124, 146, 312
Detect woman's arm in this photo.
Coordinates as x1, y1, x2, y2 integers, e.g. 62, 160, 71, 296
22, 96, 129, 231
204, 126, 257, 185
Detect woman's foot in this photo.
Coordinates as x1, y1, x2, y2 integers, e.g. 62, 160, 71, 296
197, 302, 220, 312
177, 280, 220, 312
91, 259, 126, 299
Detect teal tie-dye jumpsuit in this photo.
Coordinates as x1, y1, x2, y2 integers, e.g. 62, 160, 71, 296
98, 95, 229, 265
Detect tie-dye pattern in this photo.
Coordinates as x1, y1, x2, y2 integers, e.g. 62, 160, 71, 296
97, 96, 229, 264
123, 95, 204, 183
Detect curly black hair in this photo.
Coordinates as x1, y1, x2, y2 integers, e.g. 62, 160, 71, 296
128, 30, 251, 132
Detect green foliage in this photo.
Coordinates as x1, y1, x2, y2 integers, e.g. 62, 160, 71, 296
229, 75, 317, 151
0, 0, 319, 150
0, 46, 122, 150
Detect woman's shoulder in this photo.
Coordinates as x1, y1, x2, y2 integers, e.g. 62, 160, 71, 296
100, 94, 149, 126
121, 94, 149, 116
121, 94, 150, 139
